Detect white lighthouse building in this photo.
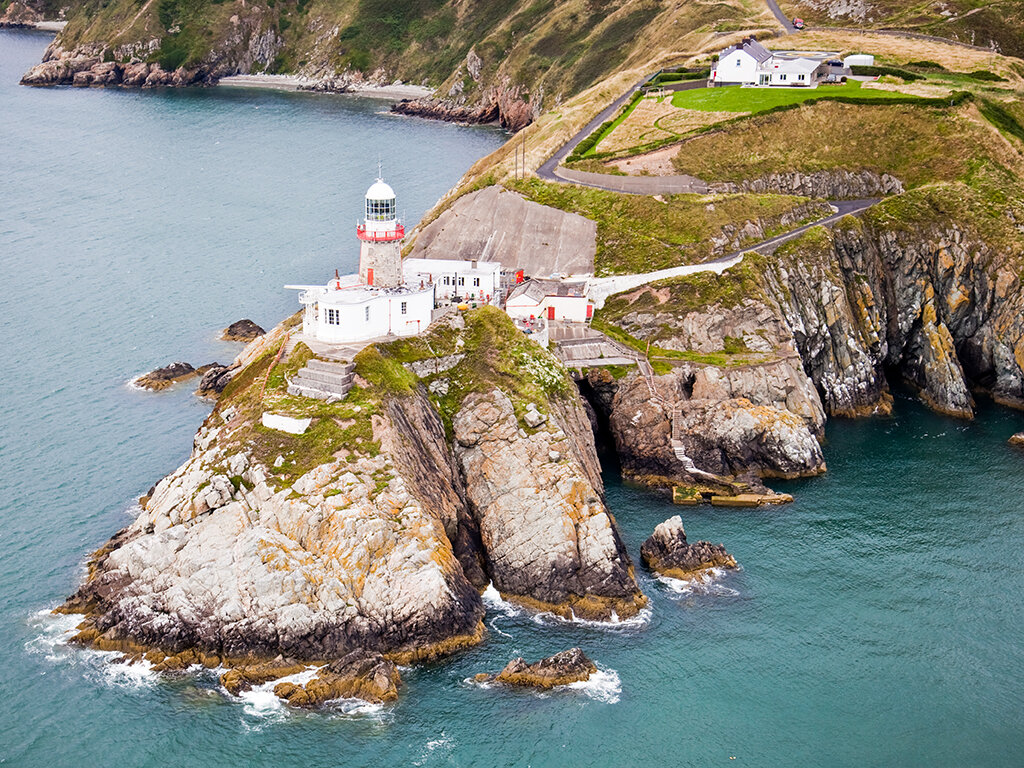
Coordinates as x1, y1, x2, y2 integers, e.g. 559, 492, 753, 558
288, 177, 435, 344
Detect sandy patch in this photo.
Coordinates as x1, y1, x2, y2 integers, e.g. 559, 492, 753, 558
607, 144, 682, 176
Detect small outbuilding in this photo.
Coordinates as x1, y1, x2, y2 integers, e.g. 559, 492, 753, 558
505, 279, 593, 324
843, 54, 875, 67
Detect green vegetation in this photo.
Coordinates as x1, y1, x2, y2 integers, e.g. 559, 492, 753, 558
506, 177, 833, 276
849, 65, 925, 82
570, 90, 643, 160
669, 80, 917, 113
979, 99, 1024, 144
669, 98, 1017, 191
378, 306, 573, 435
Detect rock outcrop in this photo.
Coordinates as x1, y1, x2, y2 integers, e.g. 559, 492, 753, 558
640, 515, 737, 579
709, 169, 904, 200
62, 308, 649, 700
63, 385, 486, 664
196, 364, 234, 397
392, 80, 534, 131
453, 389, 645, 620
274, 651, 401, 706
0, 1, 42, 27
1009, 432, 1024, 446
475, 648, 597, 689
221, 319, 265, 342
134, 361, 196, 390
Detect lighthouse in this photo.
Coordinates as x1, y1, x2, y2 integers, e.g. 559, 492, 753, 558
285, 174, 435, 346
357, 178, 404, 288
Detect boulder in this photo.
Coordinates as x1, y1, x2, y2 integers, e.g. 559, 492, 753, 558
273, 650, 401, 706
195, 364, 234, 397
1009, 432, 1024, 447
640, 515, 737, 579
475, 648, 597, 689
221, 318, 265, 342
135, 361, 196, 390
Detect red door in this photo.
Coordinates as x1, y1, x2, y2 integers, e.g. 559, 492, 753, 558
367, 268, 374, 285
586, 304, 593, 319
547, 306, 555, 321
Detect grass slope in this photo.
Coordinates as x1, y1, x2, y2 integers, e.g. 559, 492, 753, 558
505, 177, 833, 275
669, 79, 911, 111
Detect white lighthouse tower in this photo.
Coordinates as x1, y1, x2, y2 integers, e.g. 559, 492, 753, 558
357, 178, 404, 288
286, 175, 434, 346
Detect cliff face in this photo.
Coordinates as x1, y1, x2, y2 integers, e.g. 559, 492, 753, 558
62, 308, 644, 699
454, 389, 644, 620
589, 184, 1024, 492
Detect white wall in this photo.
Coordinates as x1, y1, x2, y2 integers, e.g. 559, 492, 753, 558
303, 288, 434, 343
545, 295, 591, 323
387, 289, 434, 337
714, 50, 758, 85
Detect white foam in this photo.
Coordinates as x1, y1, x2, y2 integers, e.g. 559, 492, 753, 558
488, 617, 513, 639
413, 735, 454, 766
566, 667, 621, 704
481, 583, 523, 617
532, 606, 653, 632
235, 665, 319, 718
25, 608, 159, 688
656, 568, 739, 597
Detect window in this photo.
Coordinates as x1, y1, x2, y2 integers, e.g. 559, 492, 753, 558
779, 74, 786, 81
473, 278, 480, 287
326, 308, 339, 325
365, 197, 395, 222
400, 301, 407, 315
365, 306, 370, 322
458, 277, 464, 286
798, 74, 805, 81
443, 276, 450, 285
735, 58, 741, 66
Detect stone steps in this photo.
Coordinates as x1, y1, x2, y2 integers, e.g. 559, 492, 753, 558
287, 359, 355, 401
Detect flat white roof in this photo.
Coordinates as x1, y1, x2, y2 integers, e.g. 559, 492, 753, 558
403, 257, 501, 273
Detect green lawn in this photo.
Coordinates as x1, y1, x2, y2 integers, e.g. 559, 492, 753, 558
670, 80, 913, 112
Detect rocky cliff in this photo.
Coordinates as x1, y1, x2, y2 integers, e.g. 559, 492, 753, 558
60, 308, 645, 703
588, 182, 1024, 496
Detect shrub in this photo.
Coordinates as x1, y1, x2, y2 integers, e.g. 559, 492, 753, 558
967, 70, 1005, 82
850, 65, 924, 82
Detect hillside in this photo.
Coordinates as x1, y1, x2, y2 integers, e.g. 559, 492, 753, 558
778, 0, 1024, 59
18, 0, 776, 126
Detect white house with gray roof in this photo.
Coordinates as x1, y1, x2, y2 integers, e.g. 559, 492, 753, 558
711, 37, 847, 88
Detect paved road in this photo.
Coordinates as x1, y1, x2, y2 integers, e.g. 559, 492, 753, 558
764, 0, 797, 33
536, 79, 706, 183
587, 198, 879, 307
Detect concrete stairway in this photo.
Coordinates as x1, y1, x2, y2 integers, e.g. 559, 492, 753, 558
287, 359, 355, 401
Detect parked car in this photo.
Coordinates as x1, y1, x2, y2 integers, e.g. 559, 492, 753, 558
793, 17, 805, 29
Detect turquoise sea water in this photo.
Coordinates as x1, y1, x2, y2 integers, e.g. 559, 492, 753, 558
3, 30, 1024, 767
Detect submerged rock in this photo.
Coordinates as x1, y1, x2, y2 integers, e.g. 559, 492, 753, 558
640, 515, 737, 579
475, 648, 597, 689
135, 361, 196, 390
221, 319, 265, 342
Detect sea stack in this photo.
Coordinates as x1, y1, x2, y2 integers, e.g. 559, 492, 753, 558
640, 515, 737, 579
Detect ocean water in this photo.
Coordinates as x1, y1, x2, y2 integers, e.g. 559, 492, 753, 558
3, 30, 1024, 768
